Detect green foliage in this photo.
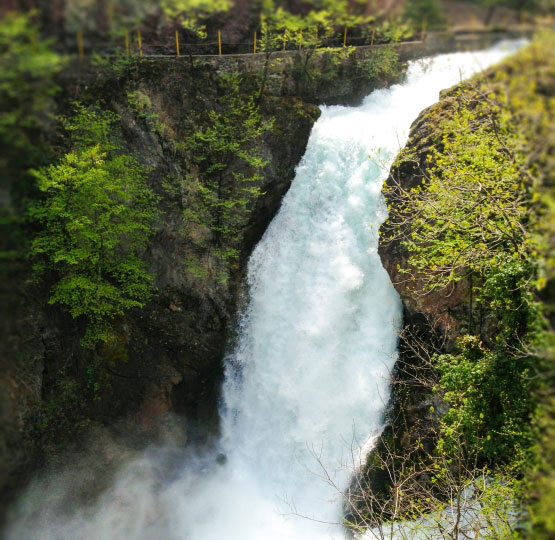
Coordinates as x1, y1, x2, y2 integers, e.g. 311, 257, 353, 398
29, 105, 158, 347
0, 12, 63, 162
413, 90, 542, 465
127, 89, 170, 138
403, 0, 445, 28
391, 93, 542, 295
0, 11, 64, 260
357, 44, 400, 81
258, 0, 376, 52
382, 36, 554, 508
160, 0, 232, 38
182, 73, 273, 282
91, 51, 135, 80
529, 392, 555, 538
435, 334, 535, 466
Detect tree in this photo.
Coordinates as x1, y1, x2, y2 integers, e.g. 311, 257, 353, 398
160, 0, 232, 38
305, 326, 519, 540
182, 73, 273, 282
258, 0, 376, 52
368, 36, 554, 538
382, 67, 544, 468
403, 0, 445, 28
29, 105, 158, 347
0, 11, 64, 260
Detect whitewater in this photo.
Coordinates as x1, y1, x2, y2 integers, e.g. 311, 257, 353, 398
5, 40, 525, 540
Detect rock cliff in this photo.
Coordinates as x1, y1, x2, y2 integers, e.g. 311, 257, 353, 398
0, 31, 529, 515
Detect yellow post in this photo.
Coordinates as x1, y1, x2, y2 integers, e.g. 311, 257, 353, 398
421, 17, 427, 41
125, 30, 130, 56
299, 28, 302, 50
283, 28, 287, 50
218, 29, 222, 55
343, 26, 347, 47
254, 30, 257, 54
137, 30, 143, 57
77, 30, 84, 57
175, 30, 180, 55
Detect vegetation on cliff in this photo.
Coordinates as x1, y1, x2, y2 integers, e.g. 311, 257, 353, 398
0, 12, 64, 262
16, 0, 551, 58
351, 33, 554, 538
182, 72, 273, 282
0, 6, 321, 507
1, 1, 552, 533
29, 105, 159, 347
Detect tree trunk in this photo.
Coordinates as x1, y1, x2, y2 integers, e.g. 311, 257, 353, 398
484, 5, 496, 26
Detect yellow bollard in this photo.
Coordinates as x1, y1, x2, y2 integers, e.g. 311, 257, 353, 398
421, 17, 427, 42
175, 29, 180, 56
283, 28, 287, 50
77, 30, 84, 57
137, 30, 143, 57
254, 30, 257, 54
125, 30, 130, 56
218, 29, 222, 55
343, 26, 347, 47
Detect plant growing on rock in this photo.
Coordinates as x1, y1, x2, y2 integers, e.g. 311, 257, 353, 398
373, 35, 554, 537
29, 104, 158, 347
356, 44, 400, 83
181, 73, 273, 282
161, 0, 232, 38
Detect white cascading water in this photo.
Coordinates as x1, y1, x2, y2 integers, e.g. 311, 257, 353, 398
5, 40, 525, 540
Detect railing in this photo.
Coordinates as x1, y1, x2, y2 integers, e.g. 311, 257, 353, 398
66, 25, 428, 58
66, 22, 538, 59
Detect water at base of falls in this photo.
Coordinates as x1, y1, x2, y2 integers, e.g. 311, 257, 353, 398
5, 39, 526, 540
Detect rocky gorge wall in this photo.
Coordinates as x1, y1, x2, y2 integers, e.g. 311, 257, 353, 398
356, 36, 554, 527
0, 29, 533, 518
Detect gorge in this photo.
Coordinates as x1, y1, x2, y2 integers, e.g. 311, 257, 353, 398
4, 40, 527, 540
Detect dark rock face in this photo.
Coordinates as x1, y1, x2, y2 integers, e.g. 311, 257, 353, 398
379, 94, 471, 343
0, 56, 322, 510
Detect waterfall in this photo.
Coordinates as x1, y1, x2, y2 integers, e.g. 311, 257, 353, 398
5, 40, 525, 540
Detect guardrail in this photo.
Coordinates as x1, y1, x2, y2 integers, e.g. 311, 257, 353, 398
66, 24, 540, 60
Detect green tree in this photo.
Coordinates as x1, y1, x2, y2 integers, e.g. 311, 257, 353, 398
29, 105, 158, 347
382, 36, 553, 475
258, 0, 375, 52
403, 0, 445, 28
0, 11, 64, 260
182, 73, 273, 281
160, 0, 232, 38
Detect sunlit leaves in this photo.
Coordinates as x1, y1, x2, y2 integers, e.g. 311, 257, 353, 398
29, 107, 158, 347
183, 73, 273, 282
